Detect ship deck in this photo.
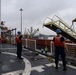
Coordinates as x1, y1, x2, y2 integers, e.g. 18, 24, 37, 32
0, 44, 76, 75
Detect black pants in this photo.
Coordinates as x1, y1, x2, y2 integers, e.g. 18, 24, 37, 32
17, 43, 22, 58
55, 47, 66, 69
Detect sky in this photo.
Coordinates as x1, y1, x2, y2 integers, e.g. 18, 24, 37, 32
1, 0, 76, 35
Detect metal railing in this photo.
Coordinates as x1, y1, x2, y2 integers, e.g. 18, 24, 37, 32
43, 15, 76, 41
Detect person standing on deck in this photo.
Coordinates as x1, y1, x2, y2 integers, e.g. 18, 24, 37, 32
16, 31, 23, 60
53, 29, 68, 71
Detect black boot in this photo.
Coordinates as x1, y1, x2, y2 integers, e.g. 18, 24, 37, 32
19, 57, 23, 60
63, 66, 67, 71
55, 64, 58, 69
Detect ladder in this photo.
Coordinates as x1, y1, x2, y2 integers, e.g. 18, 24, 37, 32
43, 15, 76, 42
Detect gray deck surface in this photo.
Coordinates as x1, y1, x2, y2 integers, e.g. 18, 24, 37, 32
0, 44, 76, 75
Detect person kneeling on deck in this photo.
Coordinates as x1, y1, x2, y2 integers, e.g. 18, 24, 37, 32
16, 31, 23, 60
53, 29, 68, 71
45, 46, 48, 54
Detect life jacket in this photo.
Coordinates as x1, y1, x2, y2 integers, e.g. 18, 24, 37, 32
54, 37, 64, 47
16, 36, 22, 44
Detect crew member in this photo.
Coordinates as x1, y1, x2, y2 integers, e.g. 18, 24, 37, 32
53, 29, 68, 71
16, 31, 23, 60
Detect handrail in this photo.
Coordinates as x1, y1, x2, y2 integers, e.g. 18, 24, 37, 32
43, 15, 76, 35
43, 15, 76, 42
43, 17, 54, 24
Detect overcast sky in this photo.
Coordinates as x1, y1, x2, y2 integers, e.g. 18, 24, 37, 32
1, 0, 76, 35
